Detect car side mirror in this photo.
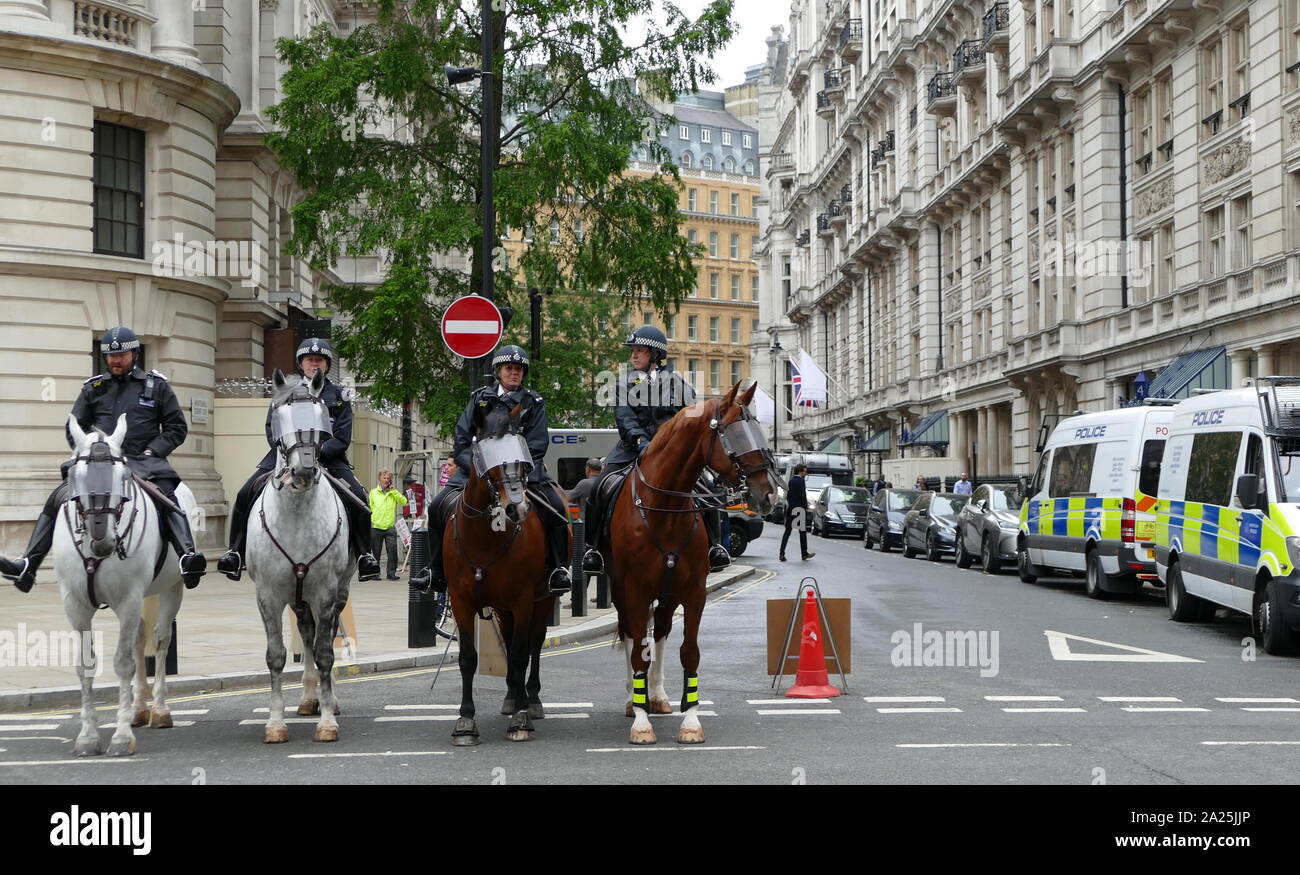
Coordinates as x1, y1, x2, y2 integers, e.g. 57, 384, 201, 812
1236, 474, 1260, 510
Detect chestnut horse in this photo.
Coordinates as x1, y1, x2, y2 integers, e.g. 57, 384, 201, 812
445, 399, 563, 745
603, 381, 780, 744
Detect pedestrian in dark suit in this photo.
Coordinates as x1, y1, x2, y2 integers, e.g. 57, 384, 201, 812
780, 464, 815, 562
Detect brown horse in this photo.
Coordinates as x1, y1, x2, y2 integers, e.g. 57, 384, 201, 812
444, 400, 563, 745
603, 381, 780, 744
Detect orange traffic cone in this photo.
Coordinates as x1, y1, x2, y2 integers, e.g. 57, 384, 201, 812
785, 590, 841, 698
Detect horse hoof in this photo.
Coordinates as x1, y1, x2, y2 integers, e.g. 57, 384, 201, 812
313, 725, 339, 743
263, 725, 289, 744
149, 709, 173, 729
500, 697, 515, 717
629, 727, 658, 745
677, 727, 706, 745
506, 728, 535, 742
131, 709, 148, 728
74, 736, 103, 757
527, 702, 545, 720
649, 697, 674, 715
107, 736, 137, 757
451, 718, 480, 746
297, 699, 320, 717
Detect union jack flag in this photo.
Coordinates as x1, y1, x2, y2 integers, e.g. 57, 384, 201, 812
788, 360, 819, 408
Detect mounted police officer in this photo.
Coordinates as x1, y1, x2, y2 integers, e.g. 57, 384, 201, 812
0, 327, 207, 591
216, 338, 381, 582
416, 345, 573, 595
580, 325, 731, 574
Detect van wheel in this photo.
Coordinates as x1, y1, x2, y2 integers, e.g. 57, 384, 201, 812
955, 529, 974, 569
1256, 578, 1298, 656
1084, 547, 1110, 600
1166, 559, 1205, 622
982, 535, 1001, 575
1017, 540, 1038, 584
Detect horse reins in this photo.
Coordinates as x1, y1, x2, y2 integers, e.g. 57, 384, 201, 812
259, 507, 342, 616
64, 461, 143, 611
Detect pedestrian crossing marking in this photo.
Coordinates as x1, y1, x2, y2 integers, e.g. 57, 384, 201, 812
1098, 697, 1182, 702
1000, 707, 1087, 713
985, 696, 1063, 702
755, 708, 841, 716
0, 724, 60, 732
864, 696, 946, 703
1044, 629, 1202, 663
1121, 707, 1210, 713
748, 698, 832, 705
238, 717, 320, 725
877, 707, 962, 714
1216, 697, 1299, 703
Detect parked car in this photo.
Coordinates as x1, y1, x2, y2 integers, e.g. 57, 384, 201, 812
812, 485, 871, 538
725, 505, 764, 557
902, 492, 969, 561
955, 484, 1027, 573
862, 488, 924, 552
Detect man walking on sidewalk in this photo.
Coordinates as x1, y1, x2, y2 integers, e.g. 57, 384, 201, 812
780, 464, 815, 562
369, 470, 407, 580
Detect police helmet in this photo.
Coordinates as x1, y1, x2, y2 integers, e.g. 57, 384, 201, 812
625, 325, 668, 361
491, 344, 530, 379
295, 337, 335, 373
100, 327, 141, 355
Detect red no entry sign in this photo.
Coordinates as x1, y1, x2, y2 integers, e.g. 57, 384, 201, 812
440, 295, 503, 359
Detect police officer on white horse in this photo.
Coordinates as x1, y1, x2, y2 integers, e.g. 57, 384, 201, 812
581, 325, 731, 574
0, 327, 207, 590
417, 345, 573, 595
216, 337, 381, 581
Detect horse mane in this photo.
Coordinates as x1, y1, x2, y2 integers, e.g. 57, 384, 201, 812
651, 396, 720, 449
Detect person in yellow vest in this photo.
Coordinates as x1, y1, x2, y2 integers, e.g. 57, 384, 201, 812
368, 470, 407, 580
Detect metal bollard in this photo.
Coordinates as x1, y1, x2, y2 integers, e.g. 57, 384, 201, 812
569, 519, 587, 617
406, 528, 441, 648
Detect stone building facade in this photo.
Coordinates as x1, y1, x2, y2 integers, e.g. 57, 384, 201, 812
757, 0, 1300, 478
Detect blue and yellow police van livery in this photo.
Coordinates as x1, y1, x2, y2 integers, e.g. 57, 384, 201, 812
1018, 406, 1172, 598
1154, 379, 1300, 654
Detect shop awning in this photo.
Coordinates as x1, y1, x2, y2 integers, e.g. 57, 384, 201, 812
900, 410, 949, 447
1133, 345, 1229, 404
857, 428, 891, 453
815, 435, 849, 454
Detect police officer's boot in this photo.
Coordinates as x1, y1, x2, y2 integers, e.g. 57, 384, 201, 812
348, 506, 380, 581
705, 508, 730, 573
217, 510, 247, 581
0, 512, 56, 593
581, 493, 604, 573
160, 507, 207, 589
546, 517, 573, 595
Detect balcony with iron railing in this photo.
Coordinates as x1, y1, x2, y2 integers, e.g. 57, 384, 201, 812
927, 72, 958, 115
883, 130, 896, 153
870, 144, 885, 167
840, 183, 852, 203
953, 40, 986, 84
816, 213, 833, 236
827, 199, 846, 225
839, 18, 863, 59
816, 90, 835, 116
981, 2, 1010, 52
823, 68, 845, 94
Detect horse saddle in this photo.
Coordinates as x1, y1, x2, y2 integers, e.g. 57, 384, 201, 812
596, 465, 633, 537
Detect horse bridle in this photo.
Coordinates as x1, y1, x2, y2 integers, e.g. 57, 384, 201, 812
272, 389, 330, 488
453, 431, 532, 583
63, 438, 143, 609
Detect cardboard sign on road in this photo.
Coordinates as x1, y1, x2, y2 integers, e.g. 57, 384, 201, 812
766, 597, 852, 676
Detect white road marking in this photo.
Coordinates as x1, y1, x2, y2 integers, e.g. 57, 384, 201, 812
1202, 741, 1300, 746
1216, 697, 1300, 703
0, 758, 148, 766
1098, 697, 1183, 702
541, 713, 590, 719
755, 708, 841, 716
864, 696, 946, 703
1121, 707, 1211, 713
545, 703, 599, 708
238, 718, 320, 725
984, 696, 1064, 702
0, 724, 60, 732
383, 704, 459, 710
648, 711, 718, 718
170, 709, 209, 716
585, 745, 765, 753
0, 736, 72, 743
100, 720, 196, 728
876, 707, 962, 714
252, 707, 304, 713
0, 715, 69, 721
1001, 707, 1087, 713
748, 698, 833, 705
1241, 707, 1300, 712
375, 715, 461, 722
897, 743, 1072, 748
288, 751, 452, 759
1044, 629, 1202, 662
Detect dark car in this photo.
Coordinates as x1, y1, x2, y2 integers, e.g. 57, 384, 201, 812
862, 489, 924, 552
812, 486, 871, 538
902, 492, 969, 561
726, 505, 764, 557
955, 484, 1026, 573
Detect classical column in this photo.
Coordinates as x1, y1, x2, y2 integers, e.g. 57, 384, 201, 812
951, 411, 967, 471
0, 0, 59, 33
152, 0, 204, 72
976, 407, 989, 479
1255, 345, 1276, 379
1228, 348, 1252, 388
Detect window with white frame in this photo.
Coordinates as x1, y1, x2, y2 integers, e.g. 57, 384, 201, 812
751, 196, 759, 217
730, 360, 741, 386
709, 191, 719, 213
1202, 38, 1225, 135
751, 234, 759, 256
1045, 142, 1057, 219
730, 234, 739, 258
781, 255, 792, 304
688, 316, 698, 340
575, 218, 584, 241
730, 193, 740, 215
709, 360, 719, 389
687, 188, 697, 210
709, 316, 719, 342
743, 134, 752, 148
722, 131, 731, 146
710, 273, 719, 298
1160, 221, 1174, 297
549, 218, 560, 243
730, 317, 740, 343
752, 275, 760, 301
1134, 84, 1153, 177
1204, 205, 1225, 278
701, 128, 712, 143
688, 357, 698, 379
1134, 230, 1155, 305
731, 274, 740, 299
1155, 70, 1173, 163
667, 315, 676, 338
1232, 195, 1252, 271
679, 125, 689, 139
1290, 0, 1300, 90
681, 152, 693, 167
708, 231, 718, 257
1230, 18, 1250, 113
702, 154, 714, 169
642, 311, 653, 325
1027, 156, 1039, 227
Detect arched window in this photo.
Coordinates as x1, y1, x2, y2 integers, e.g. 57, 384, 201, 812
723, 156, 736, 173
681, 152, 693, 168
702, 153, 714, 169
743, 161, 755, 175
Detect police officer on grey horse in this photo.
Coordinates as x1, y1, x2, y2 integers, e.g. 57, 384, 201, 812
0, 327, 207, 591
580, 325, 731, 574
415, 345, 573, 595
216, 337, 381, 582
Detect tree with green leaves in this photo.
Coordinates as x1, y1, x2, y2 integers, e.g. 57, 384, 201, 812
266, 0, 735, 435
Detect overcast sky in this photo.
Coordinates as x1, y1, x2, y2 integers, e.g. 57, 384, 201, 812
626, 0, 792, 91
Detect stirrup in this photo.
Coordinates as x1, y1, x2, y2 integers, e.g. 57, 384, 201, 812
581, 548, 604, 572
3, 557, 34, 593
179, 552, 207, 589
217, 550, 243, 581
548, 567, 572, 594
357, 553, 380, 581
708, 545, 731, 573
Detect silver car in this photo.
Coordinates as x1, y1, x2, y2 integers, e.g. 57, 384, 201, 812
954, 484, 1027, 574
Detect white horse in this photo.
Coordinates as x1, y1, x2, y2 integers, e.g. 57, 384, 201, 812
57, 414, 196, 757
248, 369, 352, 744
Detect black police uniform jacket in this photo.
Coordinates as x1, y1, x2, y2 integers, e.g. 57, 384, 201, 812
257, 376, 353, 472
69, 366, 187, 482
604, 364, 695, 468
447, 384, 553, 488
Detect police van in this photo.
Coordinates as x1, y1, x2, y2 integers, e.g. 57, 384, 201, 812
1154, 379, 1300, 654
544, 428, 620, 491
1018, 405, 1172, 597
